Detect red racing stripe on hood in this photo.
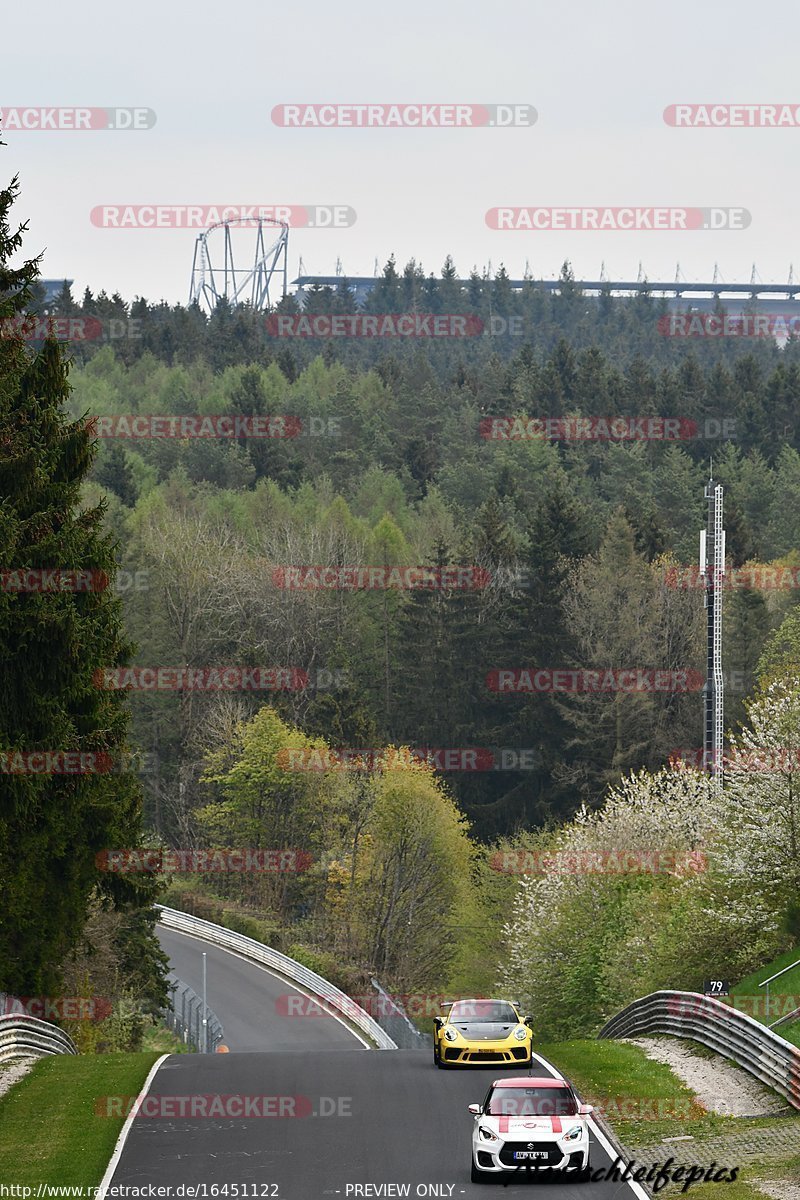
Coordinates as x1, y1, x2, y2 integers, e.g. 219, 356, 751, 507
499, 1116, 510, 1134
550, 1116, 562, 1133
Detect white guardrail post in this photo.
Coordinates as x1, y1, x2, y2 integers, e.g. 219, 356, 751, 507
156, 905, 398, 1049
599, 990, 800, 1111
0, 1014, 77, 1063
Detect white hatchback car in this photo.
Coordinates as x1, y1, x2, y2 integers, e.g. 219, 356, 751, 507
469, 1076, 592, 1182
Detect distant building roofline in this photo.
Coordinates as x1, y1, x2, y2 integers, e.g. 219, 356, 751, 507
291, 275, 800, 299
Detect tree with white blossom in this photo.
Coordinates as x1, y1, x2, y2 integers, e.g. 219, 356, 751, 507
496, 765, 717, 1036
709, 676, 800, 944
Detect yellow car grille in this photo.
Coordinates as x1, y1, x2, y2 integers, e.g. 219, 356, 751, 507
443, 1046, 529, 1062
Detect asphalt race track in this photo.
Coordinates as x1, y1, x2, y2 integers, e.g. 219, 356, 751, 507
157, 926, 365, 1052
113, 927, 646, 1197
110, 1050, 648, 1197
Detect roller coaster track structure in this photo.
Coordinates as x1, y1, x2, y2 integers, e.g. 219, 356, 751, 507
189, 216, 288, 313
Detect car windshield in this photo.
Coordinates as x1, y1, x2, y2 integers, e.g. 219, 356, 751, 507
486, 1087, 578, 1117
449, 1000, 517, 1023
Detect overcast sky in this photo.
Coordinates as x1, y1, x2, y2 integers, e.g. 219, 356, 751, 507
3, 0, 799, 303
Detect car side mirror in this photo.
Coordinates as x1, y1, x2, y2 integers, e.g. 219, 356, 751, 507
578, 1103, 593, 1115
468, 1103, 482, 1115
433, 1016, 443, 1028
524, 1017, 534, 1028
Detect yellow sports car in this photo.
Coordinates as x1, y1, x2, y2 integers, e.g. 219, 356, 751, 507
433, 998, 533, 1068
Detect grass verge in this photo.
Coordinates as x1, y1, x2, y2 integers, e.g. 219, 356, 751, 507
0, 1052, 160, 1186
141, 1018, 190, 1055
538, 1038, 799, 1198
732, 947, 800, 1036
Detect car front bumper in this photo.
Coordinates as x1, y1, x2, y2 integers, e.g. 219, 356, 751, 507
473, 1139, 588, 1173
440, 1040, 531, 1065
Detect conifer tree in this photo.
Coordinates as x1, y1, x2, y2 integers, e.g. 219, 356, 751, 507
0, 170, 157, 993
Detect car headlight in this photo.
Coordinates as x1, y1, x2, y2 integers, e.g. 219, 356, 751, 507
479, 1126, 499, 1142
513, 1026, 528, 1041
444, 1027, 459, 1042
563, 1125, 583, 1141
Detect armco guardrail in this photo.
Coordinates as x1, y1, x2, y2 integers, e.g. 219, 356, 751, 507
157, 906, 397, 1049
599, 990, 800, 1111
0, 1014, 77, 1064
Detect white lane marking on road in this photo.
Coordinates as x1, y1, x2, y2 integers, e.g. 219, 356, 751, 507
97, 1052, 169, 1196
160, 926, 371, 1050
531, 1049, 650, 1198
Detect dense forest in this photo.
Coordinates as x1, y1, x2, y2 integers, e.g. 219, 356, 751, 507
7, 232, 800, 1035
47, 262, 800, 845
37, 257, 800, 384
